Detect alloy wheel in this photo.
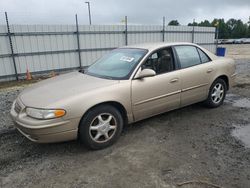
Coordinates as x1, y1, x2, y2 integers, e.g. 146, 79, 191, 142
211, 83, 224, 104
89, 113, 117, 143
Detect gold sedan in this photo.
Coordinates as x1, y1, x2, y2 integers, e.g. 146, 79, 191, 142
10, 42, 236, 149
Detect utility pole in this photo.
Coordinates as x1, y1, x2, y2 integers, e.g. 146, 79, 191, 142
85, 1, 92, 25
214, 21, 219, 50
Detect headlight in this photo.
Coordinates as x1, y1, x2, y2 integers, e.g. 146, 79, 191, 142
26, 107, 66, 119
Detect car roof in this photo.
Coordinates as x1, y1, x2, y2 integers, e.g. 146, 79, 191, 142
120, 42, 218, 60
120, 42, 195, 51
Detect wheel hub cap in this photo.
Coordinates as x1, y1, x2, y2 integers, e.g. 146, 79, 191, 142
89, 113, 117, 143
211, 83, 224, 104
99, 123, 109, 132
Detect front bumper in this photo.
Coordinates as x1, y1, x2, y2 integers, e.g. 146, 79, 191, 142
10, 98, 79, 143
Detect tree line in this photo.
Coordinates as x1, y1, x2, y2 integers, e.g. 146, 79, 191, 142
168, 18, 250, 39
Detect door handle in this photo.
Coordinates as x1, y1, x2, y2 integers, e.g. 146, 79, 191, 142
207, 68, 213, 73
170, 78, 179, 83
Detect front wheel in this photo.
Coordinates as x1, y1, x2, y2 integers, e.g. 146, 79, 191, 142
79, 105, 123, 150
205, 78, 227, 108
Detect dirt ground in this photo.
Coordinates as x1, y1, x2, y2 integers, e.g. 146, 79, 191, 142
222, 44, 250, 59
0, 44, 250, 188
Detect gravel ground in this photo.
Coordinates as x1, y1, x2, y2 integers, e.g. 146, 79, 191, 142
0, 87, 24, 133
0, 45, 250, 188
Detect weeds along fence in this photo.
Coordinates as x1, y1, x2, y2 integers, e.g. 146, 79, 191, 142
0, 15, 216, 82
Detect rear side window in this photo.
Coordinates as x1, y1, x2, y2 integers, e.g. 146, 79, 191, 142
175, 46, 201, 68
197, 48, 210, 63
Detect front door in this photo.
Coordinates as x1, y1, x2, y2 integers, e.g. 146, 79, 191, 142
131, 47, 181, 121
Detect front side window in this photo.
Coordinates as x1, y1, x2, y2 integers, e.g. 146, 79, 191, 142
142, 48, 175, 74
86, 48, 147, 79
175, 46, 201, 68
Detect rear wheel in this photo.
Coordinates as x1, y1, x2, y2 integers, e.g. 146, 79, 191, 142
79, 105, 123, 150
205, 78, 227, 108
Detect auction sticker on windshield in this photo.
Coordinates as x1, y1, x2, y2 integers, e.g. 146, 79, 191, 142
120, 56, 134, 62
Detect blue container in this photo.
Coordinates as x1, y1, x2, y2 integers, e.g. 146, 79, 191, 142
216, 47, 226, 56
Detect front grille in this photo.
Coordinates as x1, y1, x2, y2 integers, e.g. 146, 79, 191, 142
14, 101, 22, 114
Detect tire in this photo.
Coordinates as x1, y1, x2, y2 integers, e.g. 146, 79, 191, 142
205, 78, 227, 108
79, 105, 123, 150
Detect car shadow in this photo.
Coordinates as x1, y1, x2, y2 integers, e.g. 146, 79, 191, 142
123, 102, 206, 132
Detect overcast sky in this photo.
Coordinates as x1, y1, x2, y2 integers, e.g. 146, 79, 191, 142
0, 0, 249, 25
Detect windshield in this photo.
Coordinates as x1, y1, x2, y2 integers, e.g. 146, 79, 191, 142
86, 48, 148, 79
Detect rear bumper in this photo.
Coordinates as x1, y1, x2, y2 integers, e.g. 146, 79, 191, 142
10, 99, 80, 143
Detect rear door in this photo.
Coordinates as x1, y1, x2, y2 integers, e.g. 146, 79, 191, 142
174, 45, 213, 107
131, 47, 181, 121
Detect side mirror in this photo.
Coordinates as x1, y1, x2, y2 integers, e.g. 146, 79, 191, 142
135, 69, 156, 79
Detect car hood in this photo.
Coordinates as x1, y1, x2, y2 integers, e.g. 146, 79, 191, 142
19, 71, 119, 108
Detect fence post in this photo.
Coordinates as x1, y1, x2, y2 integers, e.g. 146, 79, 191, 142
124, 16, 128, 45
216, 26, 219, 50
75, 14, 82, 68
192, 19, 195, 43
162, 16, 165, 42
5, 12, 18, 81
